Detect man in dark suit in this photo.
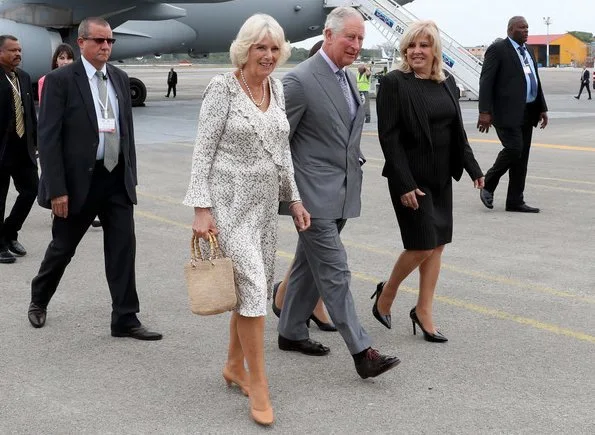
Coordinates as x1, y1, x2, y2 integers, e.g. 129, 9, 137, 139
0, 35, 38, 264
165, 67, 177, 98
477, 16, 548, 213
29, 17, 161, 340
277, 6, 400, 379
574, 67, 591, 100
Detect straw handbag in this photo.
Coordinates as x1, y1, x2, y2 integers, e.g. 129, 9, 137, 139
184, 233, 237, 315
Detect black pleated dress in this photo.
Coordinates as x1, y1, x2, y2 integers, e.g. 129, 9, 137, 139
389, 78, 457, 250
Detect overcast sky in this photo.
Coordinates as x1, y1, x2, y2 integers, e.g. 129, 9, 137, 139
293, 0, 593, 49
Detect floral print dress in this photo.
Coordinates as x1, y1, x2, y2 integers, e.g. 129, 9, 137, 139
183, 72, 300, 317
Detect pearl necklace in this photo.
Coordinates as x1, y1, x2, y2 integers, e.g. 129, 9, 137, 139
240, 69, 266, 107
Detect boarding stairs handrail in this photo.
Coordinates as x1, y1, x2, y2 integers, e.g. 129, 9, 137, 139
328, 0, 483, 99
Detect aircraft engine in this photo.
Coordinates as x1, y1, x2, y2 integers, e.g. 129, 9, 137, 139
0, 18, 63, 82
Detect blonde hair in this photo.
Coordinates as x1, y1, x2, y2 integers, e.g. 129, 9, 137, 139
229, 14, 291, 68
397, 20, 445, 82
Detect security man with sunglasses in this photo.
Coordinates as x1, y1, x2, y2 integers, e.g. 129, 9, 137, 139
30, 17, 162, 341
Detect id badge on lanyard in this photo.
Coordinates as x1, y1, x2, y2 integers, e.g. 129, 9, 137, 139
97, 82, 116, 133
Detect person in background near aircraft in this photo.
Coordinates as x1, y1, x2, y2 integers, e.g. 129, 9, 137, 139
29, 17, 162, 342
0, 35, 38, 264
375, 20, 484, 343
574, 66, 591, 100
272, 38, 336, 333
37, 43, 75, 101
184, 14, 309, 427
166, 67, 177, 97
277, 6, 400, 380
356, 64, 372, 123
477, 16, 548, 213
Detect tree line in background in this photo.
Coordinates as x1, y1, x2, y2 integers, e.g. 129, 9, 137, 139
125, 47, 384, 65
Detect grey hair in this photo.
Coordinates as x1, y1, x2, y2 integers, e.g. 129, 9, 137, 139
324, 6, 363, 34
78, 17, 111, 38
397, 20, 446, 82
0, 35, 18, 49
229, 14, 291, 68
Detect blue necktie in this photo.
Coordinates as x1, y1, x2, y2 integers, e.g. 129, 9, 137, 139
335, 70, 355, 119
518, 46, 538, 101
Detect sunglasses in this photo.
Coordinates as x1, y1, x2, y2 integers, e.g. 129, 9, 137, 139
82, 37, 116, 45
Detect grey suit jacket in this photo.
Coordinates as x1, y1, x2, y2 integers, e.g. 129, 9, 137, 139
282, 52, 365, 219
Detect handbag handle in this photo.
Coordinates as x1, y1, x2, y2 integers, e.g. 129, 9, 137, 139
190, 233, 223, 265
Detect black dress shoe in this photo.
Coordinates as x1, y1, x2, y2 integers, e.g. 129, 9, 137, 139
111, 325, 163, 340
278, 335, 330, 356
354, 348, 401, 379
91, 219, 102, 228
7, 239, 26, 256
0, 247, 16, 264
271, 281, 281, 318
371, 281, 391, 329
505, 204, 540, 213
410, 307, 448, 343
28, 302, 47, 328
480, 189, 494, 209
307, 313, 337, 332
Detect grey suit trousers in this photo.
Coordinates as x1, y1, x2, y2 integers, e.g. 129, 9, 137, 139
278, 218, 372, 355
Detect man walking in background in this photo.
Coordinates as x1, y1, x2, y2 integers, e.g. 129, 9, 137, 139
574, 66, 591, 100
0, 35, 38, 264
477, 16, 548, 213
166, 67, 177, 97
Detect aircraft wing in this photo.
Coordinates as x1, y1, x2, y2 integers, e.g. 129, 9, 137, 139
0, 0, 232, 27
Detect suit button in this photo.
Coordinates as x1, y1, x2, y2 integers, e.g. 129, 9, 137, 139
89, 167, 93, 172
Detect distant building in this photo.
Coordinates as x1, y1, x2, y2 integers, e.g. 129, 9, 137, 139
465, 45, 487, 61
526, 33, 588, 67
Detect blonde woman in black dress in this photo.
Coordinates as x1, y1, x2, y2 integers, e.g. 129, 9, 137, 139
374, 21, 484, 342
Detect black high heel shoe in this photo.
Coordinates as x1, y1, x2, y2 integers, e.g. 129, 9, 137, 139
271, 282, 281, 318
371, 282, 391, 329
409, 307, 448, 342
306, 314, 337, 332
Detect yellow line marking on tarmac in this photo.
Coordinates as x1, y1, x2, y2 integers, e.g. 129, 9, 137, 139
528, 176, 595, 186
361, 132, 595, 152
135, 187, 594, 305
349, 271, 595, 344
276, 223, 595, 304
134, 209, 595, 344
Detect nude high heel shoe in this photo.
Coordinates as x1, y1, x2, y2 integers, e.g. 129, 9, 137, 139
250, 404, 274, 426
222, 366, 249, 396
249, 386, 274, 426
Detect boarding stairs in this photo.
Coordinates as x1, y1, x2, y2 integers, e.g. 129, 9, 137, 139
324, 0, 483, 99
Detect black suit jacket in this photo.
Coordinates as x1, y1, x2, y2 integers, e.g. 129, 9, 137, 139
478, 38, 547, 128
37, 60, 137, 213
0, 68, 37, 165
377, 70, 483, 196
167, 71, 177, 85
582, 69, 590, 84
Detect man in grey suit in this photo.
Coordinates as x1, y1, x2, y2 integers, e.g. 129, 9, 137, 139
277, 6, 400, 379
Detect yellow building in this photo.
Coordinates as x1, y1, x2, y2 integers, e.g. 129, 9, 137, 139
527, 33, 588, 67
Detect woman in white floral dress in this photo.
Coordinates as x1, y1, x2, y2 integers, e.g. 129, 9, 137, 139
183, 14, 310, 427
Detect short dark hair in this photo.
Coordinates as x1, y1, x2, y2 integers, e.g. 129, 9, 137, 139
51, 43, 75, 70
0, 35, 18, 49
78, 17, 111, 38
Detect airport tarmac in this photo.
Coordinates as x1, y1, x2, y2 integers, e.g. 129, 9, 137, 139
1, 65, 594, 434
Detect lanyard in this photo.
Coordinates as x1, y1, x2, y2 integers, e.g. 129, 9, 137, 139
5, 73, 21, 98
91, 74, 112, 119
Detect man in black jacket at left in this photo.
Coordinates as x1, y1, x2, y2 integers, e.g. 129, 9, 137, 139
0, 35, 38, 264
